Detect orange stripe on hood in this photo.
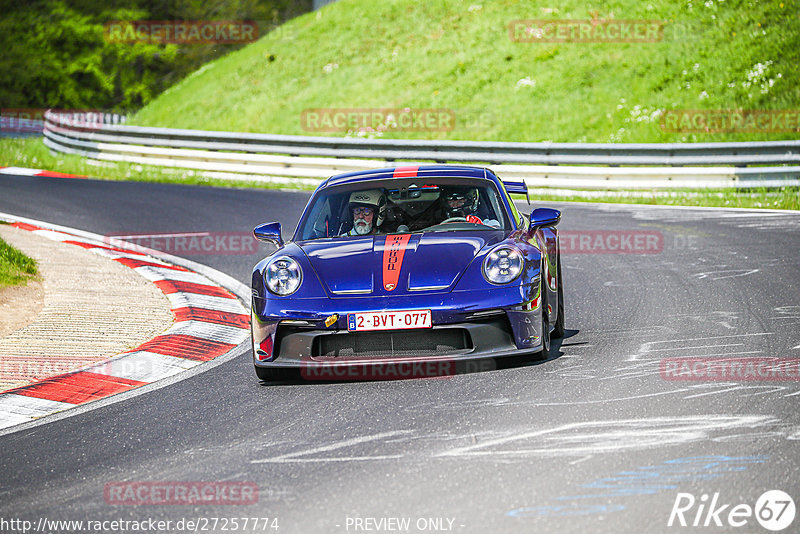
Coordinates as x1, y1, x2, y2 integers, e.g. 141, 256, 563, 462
382, 234, 411, 291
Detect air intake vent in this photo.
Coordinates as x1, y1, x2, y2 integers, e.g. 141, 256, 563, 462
313, 328, 472, 359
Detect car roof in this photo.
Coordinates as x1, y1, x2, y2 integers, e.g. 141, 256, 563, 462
320, 165, 493, 189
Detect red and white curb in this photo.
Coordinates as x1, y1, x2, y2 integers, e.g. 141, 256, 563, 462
0, 166, 86, 179
0, 214, 250, 432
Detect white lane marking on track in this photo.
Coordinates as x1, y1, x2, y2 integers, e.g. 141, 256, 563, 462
254, 456, 404, 463
580, 326, 670, 336
681, 383, 800, 400
711, 431, 788, 442
250, 430, 411, 464
691, 269, 759, 280
527, 391, 688, 406
662, 351, 762, 358
434, 416, 774, 458
675, 311, 740, 330
645, 333, 771, 343
627, 333, 771, 361
680, 383, 781, 399
646, 343, 744, 352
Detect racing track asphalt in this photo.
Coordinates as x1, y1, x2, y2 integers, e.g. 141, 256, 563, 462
1, 173, 799, 533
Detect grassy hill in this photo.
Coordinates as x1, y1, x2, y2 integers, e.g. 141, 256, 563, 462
131, 0, 798, 143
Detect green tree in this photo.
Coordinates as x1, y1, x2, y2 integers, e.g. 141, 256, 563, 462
0, 0, 310, 112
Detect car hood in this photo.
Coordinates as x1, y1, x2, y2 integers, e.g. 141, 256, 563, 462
299, 232, 504, 296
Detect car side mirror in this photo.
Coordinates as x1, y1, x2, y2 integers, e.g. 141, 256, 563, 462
253, 222, 283, 247
529, 208, 561, 229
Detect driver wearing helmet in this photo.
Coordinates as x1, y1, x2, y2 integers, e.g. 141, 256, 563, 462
342, 189, 387, 236
440, 186, 501, 228
443, 187, 479, 220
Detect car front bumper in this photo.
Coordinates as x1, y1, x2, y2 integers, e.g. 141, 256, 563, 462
251, 283, 545, 371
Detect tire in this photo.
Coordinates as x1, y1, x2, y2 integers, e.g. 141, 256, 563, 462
535, 271, 551, 361
255, 365, 297, 382
552, 252, 565, 338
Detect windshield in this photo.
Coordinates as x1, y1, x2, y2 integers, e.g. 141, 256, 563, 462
296, 179, 511, 241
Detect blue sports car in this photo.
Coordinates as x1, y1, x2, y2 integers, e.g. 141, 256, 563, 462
251, 165, 563, 381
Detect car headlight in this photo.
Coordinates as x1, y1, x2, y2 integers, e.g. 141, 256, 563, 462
483, 247, 523, 284
264, 256, 302, 296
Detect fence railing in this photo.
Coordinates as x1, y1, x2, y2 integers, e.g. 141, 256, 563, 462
42, 110, 800, 189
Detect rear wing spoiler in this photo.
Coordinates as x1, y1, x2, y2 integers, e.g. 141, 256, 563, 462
502, 180, 530, 205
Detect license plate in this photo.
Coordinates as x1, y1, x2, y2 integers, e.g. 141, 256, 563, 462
347, 309, 432, 332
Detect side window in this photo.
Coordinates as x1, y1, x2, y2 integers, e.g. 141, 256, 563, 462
494, 184, 520, 230
485, 189, 504, 223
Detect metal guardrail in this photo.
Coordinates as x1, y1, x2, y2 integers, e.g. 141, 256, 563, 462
42, 110, 800, 189
1, 111, 125, 138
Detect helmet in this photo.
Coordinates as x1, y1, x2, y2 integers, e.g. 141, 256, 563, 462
349, 189, 386, 225
348, 189, 387, 226
442, 186, 478, 218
